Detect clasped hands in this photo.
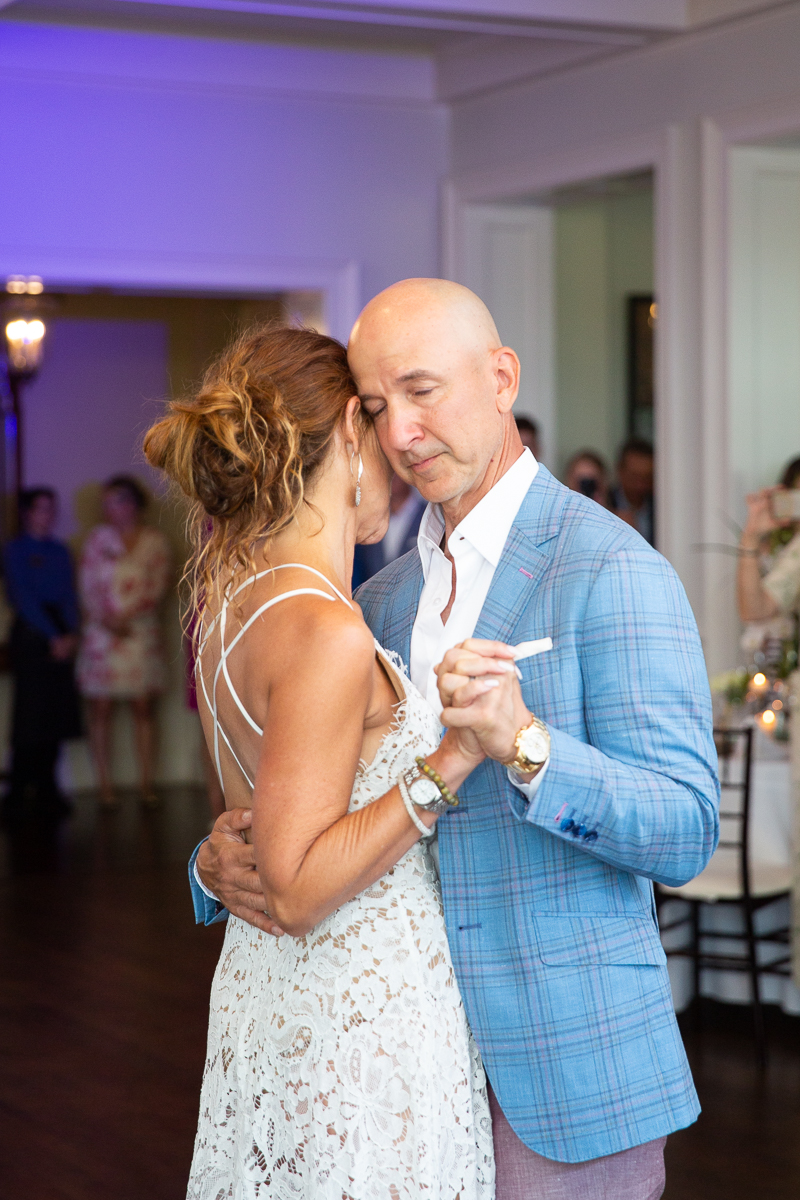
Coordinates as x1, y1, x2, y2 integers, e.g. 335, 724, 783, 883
195, 639, 532, 934
435, 637, 534, 771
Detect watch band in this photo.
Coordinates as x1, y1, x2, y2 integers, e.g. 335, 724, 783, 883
501, 714, 550, 774
401, 765, 449, 815
398, 774, 436, 837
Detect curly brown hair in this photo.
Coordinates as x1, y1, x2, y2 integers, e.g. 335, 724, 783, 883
143, 323, 360, 617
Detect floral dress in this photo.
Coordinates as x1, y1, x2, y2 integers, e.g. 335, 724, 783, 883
76, 524, 170, 699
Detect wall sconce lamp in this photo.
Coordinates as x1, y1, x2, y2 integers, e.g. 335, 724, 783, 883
2, 278, 49, 518
5, 318, 46, 375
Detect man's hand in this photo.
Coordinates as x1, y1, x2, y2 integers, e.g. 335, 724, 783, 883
196, 808, 285, 937
435, 639, 533, 767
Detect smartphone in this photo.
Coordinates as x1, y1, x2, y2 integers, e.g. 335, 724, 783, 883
577, 477, 598, 499
772, 490, 800, 520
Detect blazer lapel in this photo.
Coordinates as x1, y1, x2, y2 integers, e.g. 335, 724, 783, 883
384, 557, 424, 669
472, 527, 549, 644
473, 465, 565, 645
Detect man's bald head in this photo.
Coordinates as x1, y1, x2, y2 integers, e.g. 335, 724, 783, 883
347, 278, 524, 527
349, 278, 502, 366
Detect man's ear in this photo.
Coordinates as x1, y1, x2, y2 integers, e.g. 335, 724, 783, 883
493, 347, 521, 413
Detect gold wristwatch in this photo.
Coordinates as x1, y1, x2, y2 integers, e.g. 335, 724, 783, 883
501, 714, 550, 775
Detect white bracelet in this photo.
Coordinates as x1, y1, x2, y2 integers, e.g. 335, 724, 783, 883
398, 775, 435, 838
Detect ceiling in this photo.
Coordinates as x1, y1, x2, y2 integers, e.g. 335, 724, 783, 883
0, 0, 788, 99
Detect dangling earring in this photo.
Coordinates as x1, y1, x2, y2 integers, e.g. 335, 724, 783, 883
350, 450, 364, 507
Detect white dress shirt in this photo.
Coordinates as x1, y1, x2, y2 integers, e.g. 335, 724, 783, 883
409, 447, 548, 802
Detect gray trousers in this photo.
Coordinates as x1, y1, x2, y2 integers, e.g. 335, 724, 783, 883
488, 1087, 666, 1200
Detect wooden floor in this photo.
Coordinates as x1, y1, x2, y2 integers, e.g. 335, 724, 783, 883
1, 790, 798, 1200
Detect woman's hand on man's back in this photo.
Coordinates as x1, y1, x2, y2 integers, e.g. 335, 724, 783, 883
197, 808, 285, 937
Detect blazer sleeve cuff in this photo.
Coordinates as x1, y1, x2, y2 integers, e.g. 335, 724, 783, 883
506, 725, 602, 846
188, 839, 229, 926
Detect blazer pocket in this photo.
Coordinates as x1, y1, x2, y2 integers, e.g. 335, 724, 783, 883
532, 912, 667, 967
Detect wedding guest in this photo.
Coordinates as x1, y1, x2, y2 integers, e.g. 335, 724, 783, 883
76, 475, 170, 809
352, 472, 425, 584
737, 456, 800, 640
514, 414, 541, 459
564, 449, 610, 507
2, 488, 82, 822
611, 437, 655, 544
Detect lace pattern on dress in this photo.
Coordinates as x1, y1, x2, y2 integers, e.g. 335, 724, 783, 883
188, 588, 495, 1200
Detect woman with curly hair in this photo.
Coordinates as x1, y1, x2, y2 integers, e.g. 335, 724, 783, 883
144, 324, 499, 1200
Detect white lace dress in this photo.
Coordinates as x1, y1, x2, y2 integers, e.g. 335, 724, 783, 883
187, 632, 495, 1200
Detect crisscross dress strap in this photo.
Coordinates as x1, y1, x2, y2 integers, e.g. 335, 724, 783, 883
197, 564, 351, 790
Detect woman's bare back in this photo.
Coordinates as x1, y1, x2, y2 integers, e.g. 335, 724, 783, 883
195, 563, 404, 814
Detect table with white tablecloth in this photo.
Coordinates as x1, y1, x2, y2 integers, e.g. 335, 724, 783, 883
660, 723, 800, 1014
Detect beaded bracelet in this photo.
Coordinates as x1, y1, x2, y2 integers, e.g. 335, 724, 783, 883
415, 756, 460, 807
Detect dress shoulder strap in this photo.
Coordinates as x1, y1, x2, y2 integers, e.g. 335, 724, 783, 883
197, 564, 352, 791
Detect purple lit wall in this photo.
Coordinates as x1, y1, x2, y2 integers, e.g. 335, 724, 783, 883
22, 318, 168, 540
0, 22, 447, 313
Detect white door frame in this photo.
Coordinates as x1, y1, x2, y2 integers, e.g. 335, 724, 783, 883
451, 203, 555, 468
0, 247, 361, 344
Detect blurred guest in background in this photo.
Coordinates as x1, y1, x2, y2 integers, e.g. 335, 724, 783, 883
564, 449, 610, 507
352, 473, 426, 586
611, 438, 655, 545
514, 414, 540, 459
76, 475, 170, 810
2, 488, 82, 823
737, 456, 800, 649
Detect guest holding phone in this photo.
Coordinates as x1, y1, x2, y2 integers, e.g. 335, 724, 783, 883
737, 456, 800, 634
564, 449, 610, 508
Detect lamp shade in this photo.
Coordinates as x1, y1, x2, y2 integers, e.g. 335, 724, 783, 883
5, 318, 46, 375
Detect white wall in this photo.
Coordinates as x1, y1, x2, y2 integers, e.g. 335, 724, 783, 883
729, 147, 800, 511
449, 6, 800, 180
448, 1, 800, 671
0, 20, 448, 318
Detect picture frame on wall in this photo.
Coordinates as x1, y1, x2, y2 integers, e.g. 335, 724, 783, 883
627, 294, 655, 442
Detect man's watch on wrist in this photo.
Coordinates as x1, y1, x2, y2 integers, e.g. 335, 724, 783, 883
501, 714, 550, 776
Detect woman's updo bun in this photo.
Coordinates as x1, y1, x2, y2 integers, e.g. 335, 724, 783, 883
143, 322, 359, 607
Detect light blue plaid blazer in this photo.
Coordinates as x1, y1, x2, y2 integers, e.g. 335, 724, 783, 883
188, 465, 719, 1162
355, 465, 719, 1164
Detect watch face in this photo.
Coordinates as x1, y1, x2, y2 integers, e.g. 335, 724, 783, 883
519, 725, 550, 764
409, 776, 441, 808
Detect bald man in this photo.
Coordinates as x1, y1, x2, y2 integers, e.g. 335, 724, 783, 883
191, 280, 719, 1200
